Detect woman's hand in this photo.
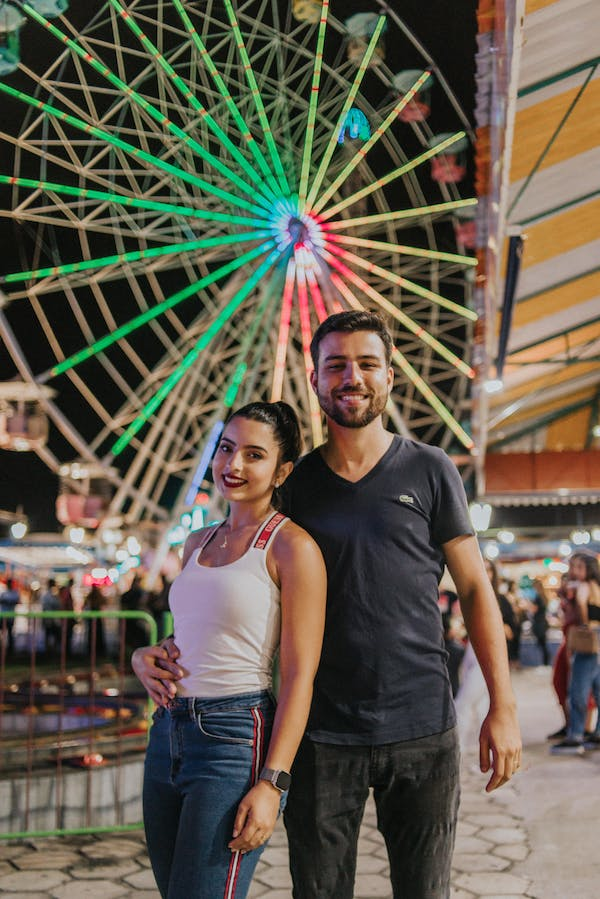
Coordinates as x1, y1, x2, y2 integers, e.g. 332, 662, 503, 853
131, 638, 183, 706
227, 782, 281, 853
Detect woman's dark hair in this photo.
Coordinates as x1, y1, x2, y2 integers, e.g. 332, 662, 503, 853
227, 401, 302, 464
310, 310, 393, 368
571, 552, 600, 585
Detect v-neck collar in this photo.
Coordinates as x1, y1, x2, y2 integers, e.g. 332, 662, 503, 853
314, 435, 399, 488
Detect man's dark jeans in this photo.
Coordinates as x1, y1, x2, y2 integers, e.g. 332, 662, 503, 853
284, 728, 460, 899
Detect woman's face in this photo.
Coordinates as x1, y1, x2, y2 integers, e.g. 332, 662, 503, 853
211, 416, 286, 506
569, 557, 588, 582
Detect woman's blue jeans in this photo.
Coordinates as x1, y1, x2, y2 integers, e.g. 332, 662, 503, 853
143, 690, 276, 899
568, 652, 600, 740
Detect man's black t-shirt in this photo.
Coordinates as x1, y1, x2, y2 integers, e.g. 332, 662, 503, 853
283, 436, 474, 745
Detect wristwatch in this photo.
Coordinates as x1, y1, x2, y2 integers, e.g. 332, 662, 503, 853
259, 767, 292, 792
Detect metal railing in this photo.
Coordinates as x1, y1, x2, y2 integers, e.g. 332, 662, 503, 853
0, 610, 158, 839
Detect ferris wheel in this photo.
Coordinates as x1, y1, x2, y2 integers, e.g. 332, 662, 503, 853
0, 0, 477, 529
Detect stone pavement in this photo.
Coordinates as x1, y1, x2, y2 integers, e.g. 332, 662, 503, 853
0, 666, 597, 898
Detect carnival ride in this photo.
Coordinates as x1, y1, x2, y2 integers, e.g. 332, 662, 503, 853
0, 0, 477, 537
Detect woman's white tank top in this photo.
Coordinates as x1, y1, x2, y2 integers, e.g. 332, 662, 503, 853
169, 512, 288, 698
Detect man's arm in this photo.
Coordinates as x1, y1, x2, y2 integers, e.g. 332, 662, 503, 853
443, 534, 522, 792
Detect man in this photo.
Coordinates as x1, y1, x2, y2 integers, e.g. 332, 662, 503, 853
133, 311, 521, 898
41, 577, 61, 654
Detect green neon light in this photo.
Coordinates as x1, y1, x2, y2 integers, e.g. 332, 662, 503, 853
326, 198, 478, 231
50, 241, 275, 377
222, 0, 289, 194
4, 232, 269, 284
108, 0, 277, 205
224, 363, 248, 408
0, 175, 267, 228
327, 234, 476, 267
305, 15, 386, 212
321, 131, 467, 221
298, 0, 329, 208
171, 0, 280, 199
0, 82, 270, 218
20, 2, 272, 211
312, 70, 434, 216
111, 248, 282, 455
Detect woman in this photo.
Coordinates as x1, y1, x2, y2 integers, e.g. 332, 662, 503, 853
141, 402, 326, 898
552, 552, 600, 753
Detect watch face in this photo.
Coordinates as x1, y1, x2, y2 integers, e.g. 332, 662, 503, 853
275, 770, 292, 791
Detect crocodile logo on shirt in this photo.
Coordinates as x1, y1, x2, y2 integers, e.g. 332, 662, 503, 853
397, 494, 415, 504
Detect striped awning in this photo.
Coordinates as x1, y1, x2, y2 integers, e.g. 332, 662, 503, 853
475, 0, 600, 465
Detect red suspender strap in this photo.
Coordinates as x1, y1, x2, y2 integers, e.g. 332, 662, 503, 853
254, 512, 286, 550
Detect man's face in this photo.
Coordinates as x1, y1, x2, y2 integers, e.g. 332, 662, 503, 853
310, 330, 393, 428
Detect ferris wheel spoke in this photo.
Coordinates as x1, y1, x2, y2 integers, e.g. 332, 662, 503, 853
222, 0, 289, 195
19, 2, 274, 212
304, 15, 386, 212
0, 175, 268, 233
171, 0, 280, 201
301, 248, 327, 322
322, 248, 473, 378
327, 273, 472, 450
43, 240, 276, 381
107, 0, 275, 204
2, 230, 270, 286
324, 242, 477, 322
319, 132, 467, 221
326, 197, 477, 232
326, 234, 476, 268
310, 70, 433, 217
111, 246, 283, 456
391, 350, 473, 450
271, 258, 296, 402
295, 250, 323, 446
0, 82, 270, 217
297, 0, 329, 209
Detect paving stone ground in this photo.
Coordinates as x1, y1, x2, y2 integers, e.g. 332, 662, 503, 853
0, 667, 597, 898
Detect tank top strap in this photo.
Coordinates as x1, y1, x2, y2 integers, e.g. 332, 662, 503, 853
253, 512, 288, 551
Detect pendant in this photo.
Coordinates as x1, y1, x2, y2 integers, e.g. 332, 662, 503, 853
219, 535, 228, 549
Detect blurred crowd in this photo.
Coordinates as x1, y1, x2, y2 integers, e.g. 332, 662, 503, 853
0, 571, 172, 660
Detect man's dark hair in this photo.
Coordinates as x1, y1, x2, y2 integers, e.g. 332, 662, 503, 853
310, 310, 393, 368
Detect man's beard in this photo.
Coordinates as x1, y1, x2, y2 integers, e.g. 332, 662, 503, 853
316, 388, 388, 429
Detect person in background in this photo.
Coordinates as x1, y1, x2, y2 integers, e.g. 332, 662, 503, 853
121, 574, 147, 650
530, 577, 550, 666
41, 578, 61, 654
552, 552, 600, 754
0, 577, 20, 656
85, 584, 106, 658
59, 577, 75, 657
548, 574, 581, 740
486, 560, 519, 668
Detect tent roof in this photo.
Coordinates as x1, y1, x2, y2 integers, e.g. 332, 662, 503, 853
487, 0, 600, 454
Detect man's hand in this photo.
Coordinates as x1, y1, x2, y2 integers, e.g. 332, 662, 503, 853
479, 703, 522, 792
131, 638, 182, 706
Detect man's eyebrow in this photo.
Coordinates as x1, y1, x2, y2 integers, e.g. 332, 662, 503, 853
323, 353, 382, 362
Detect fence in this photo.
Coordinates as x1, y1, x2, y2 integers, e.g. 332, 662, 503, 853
0, 610, 159, 839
